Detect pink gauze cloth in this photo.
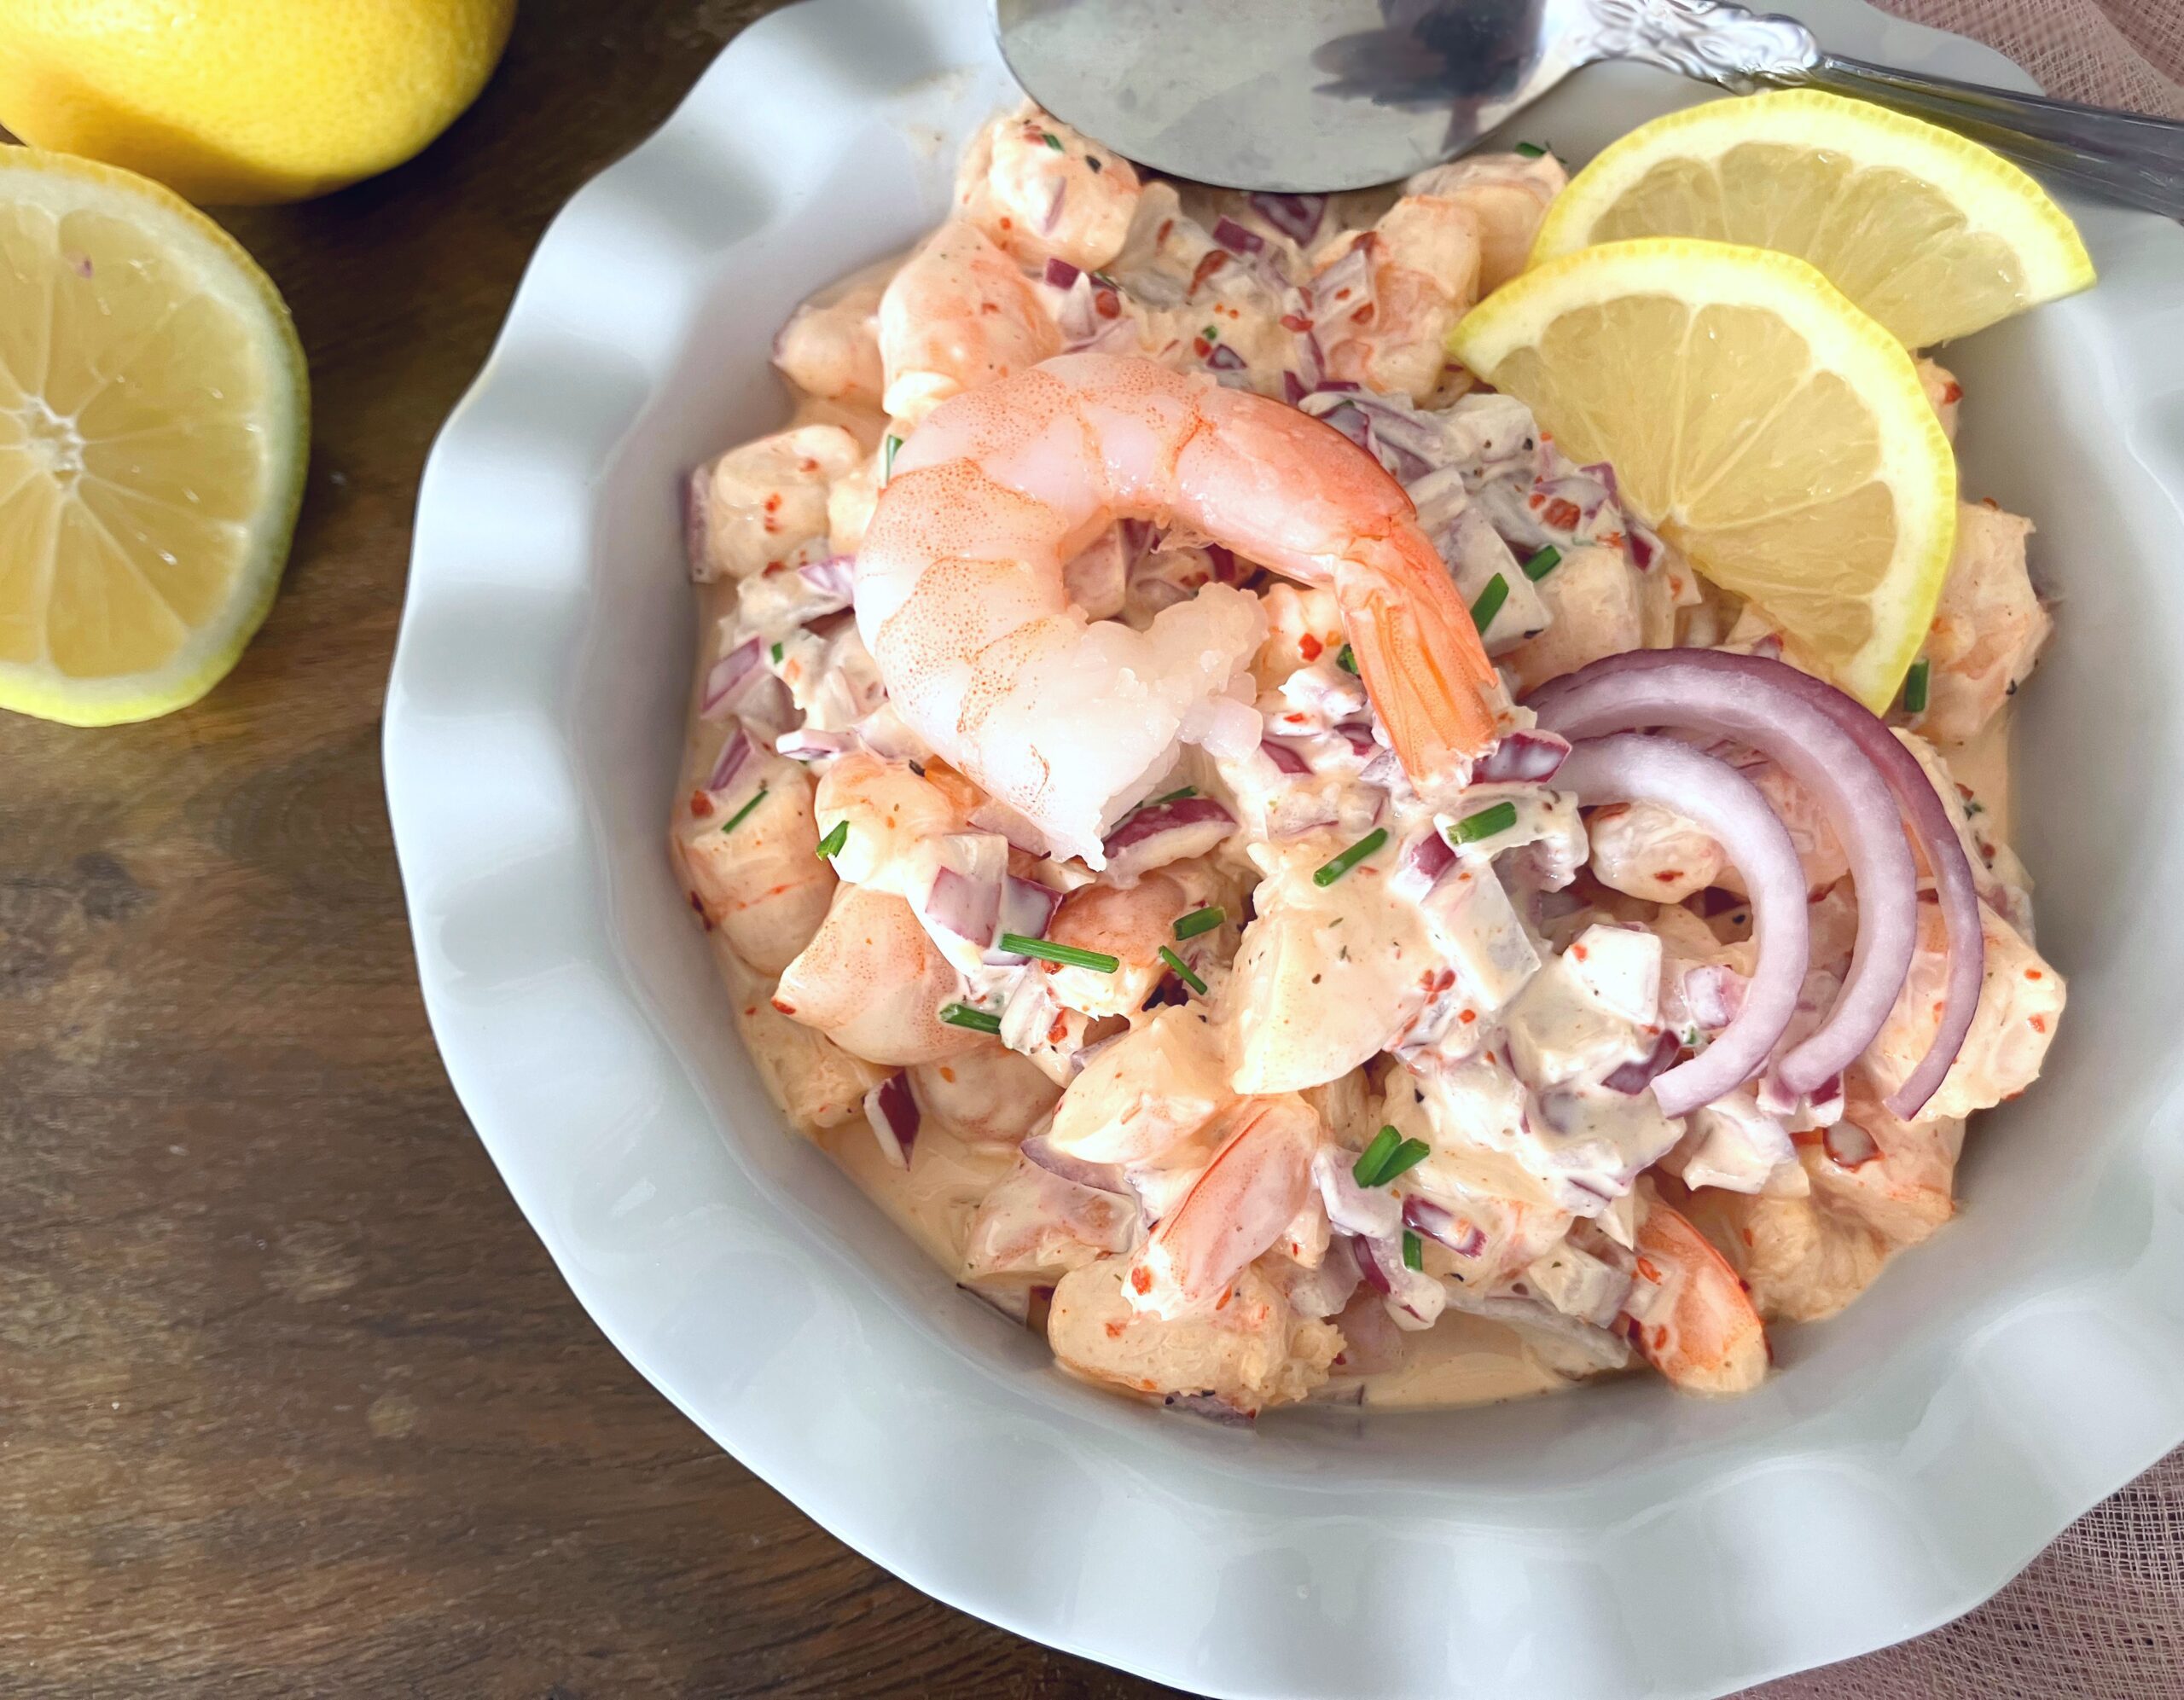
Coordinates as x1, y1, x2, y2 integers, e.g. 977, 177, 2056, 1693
1741, 2, 2181, 1697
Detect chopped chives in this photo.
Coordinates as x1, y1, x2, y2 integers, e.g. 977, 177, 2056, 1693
1173, 905, 1225, 941
1452, 800, 1519, 844
816, 819, 848, 860
1402, 1229, 1425, 1270
1041, 131, 1065, 151
718, 787, 769, 834
882, 433, 902, 481
1337, 642, 1358, 675
1158, 945, 1208, 995
1469, 572, 1509, 631
939, 1003, 1002, 1034
1902, 659, 1931, 714
770, 641, 784, 664
1201, 323, 1218, 341
1513, 141, 1547, 159
1380, 1138, 1432, 1186
1001, 932, 1119, 972
1313, 827, 1387, 887
1151, 785, 1198, 805
1521, 543, 1561, 582
1353, 1125, 1401, 1188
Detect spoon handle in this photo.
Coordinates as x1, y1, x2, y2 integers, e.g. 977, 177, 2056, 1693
1787, 56, 2184, 218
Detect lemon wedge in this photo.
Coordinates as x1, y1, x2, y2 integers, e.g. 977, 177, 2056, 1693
1528, 91, 2093, 349
0, 148, 307, 725
1450, 237, 1956, 710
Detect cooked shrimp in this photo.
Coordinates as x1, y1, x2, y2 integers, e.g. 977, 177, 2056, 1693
1046, 1005, 1230, 1164
909, 1045, 1061, 1147
954, 103, 1142, 273
772, 883, 981, 1065
961, 1153, 1139, 1282
877, 219, 1060, 425
1502, 543, 1644, 695
735, 991, 886, 1134
1920, 502, 2049, 744
1124, 1094, 1321, 1319
856, 352, 1504, 862
673, 754, 835, 975
812, 749, 963, 896
1677, 1185, 1891, 1325
1620, 1192, 1768, 1395
1585, 800, 1726, 904
1404, 150, 1569, 293
1812, 1073, 1962, 1247
775, 280, 886, 410
688, 424, 863, 582
1048, 1256, 1342, 1414
1041, 867, 1204, 1018
1312, 194, 1482, 402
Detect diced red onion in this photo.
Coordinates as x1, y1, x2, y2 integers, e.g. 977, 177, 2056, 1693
1043, 256, 1081, 289
1353, 1233, 1394, 1294
926, 865, 999, 947
797, 554, 857, 606
1603, 1028, 1681, 1095
1554, 735, 1810, 1117
775, 727, 852, 762
1249, 191, 1325, 244
1352, 1233, 1440, 1322
1042, 180, 1067, 235
1403, 1196, 1485, 1258
1205, 542, 1238, 583
1205, 343, 1246, 372
706, 727, 753, 794
1259, 738, 1310, 775
1397, 825, 1455, 889
1281, 370, 1306, 405
1101, 796, 1236, 879
1211, 215, 1265, 255
1683, 964, 1746, 1031
1531, 653, 1928, 1104
1332, 721, 1380, 758
1313, 1148, 1402, 1240
700, 636, 764, 719
1475, 728, 1571, 783
864, 1073, 921, 1169
987, 875, 1064, 963
1308, 242, 1374, 322
1019, 1134, 1131, 1197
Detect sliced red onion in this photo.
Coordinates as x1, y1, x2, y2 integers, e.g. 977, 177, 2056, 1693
1043, 256, 1081, 289
1683, 963, 1746, 1031
1397, 825, 1455, 891
1403, 1196, 1486, 1258
987, 875, 1064, 964
1205, 343, 1246, 372
1249, 191, 1326, 244
1308, 242, 1374, 322
926, 865, 1000, 948
1554, 735, 1810, 1117
1259, 738, 1310, 776
706, 728, 753, 794
1101, 796, 1236, 880
1042, 179, 1068, 235
1475, 728, 1571, 783
1211, 215, 1265, 255
1281, 370, 1307, 405
1531, 653, 1926, 1103
775, 727, 852, 762
1353, 1233, 1443, 1323
797, 554, 857, 606
1312, 1147, 1402, 1240
1603, 1029, 1680, 1095
1353, 1233, 1394, 1294
1019, 1134, 1131, 1197
864, 1073, 921, 1169
700, 636, 764, 719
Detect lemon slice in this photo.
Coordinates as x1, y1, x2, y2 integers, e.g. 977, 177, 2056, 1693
0, 148, 307, 725
1450, 238, 1955, 710
1529, 91, 2094, 349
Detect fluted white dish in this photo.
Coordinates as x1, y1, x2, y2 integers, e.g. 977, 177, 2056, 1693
385, 3, 2184, 1693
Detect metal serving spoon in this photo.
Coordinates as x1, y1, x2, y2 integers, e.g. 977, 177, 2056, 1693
995, 0, 2184, 214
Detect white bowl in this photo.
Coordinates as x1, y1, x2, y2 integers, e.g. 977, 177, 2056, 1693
385, 3, 2184, 1694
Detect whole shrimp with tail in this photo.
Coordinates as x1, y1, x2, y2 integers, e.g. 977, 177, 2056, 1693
855, 352, 1507, 864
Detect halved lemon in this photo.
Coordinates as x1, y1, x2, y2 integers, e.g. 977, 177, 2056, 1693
1450, 237, 1956, 710
0, 148, 308, 725
1529, 91, 2094, 349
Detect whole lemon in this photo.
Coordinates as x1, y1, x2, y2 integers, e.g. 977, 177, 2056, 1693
0, 0, 518, 205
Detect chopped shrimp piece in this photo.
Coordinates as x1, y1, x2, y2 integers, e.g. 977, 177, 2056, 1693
773, 883, 980, 1065
775, 281, 886, 409
1313, 194, 1482, 402
909, 1046, 1060, 1146
1920, 503, 2049, 744
954, 103, 1143, 273
1252, 582, 1348, 692
1865, 896, 2064, 1121
961, 1153, 1139, 1282
1716, 756, 1849, 897
827, 447, 883, 556
1126, 1094, 1321, 1318
878, 219, 1061, 425
688, 424, 862, 582
1404, 150, 1568, 293
812, 750, 963, 895
1049, 1257, 1340, 1415
735, 993, 885, 1134
1042, 868, 1198, 1017
1917, 356, 1962, 442
673, 755, 835, 974
1586, 800, 1725, 903
1502, 543, 1642, 695
857, 352, 1504, 862
1813, 1074, 1963, 1247
1677, 1186, 1891, 1325
1048, 1004, 1230, 1164
1620, 1192, 1768, 1395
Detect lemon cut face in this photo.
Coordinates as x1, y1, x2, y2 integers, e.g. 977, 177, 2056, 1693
0, 149, 307, 725
1530, 90, 2094, 349
1452, 238, 1957, 710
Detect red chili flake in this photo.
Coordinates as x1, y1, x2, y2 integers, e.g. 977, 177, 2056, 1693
763, 493, 781, 513
1105, 1321, 1125, 1338
1048, 1013, 1069, 1042
1130, 1265, 1153, 1295
1941, 380, 1963, 403
1351, 304, 1375, 326
1279, 311, 1313, 334
1634, 1255, 1661, 1282
1599, 530, 1624, 550
1459, 1009, 1477, 1025
688, 790, 712, 818
798, 457, 817, 473
997, 215, 1014, 231
1191, 336, 1211, 358
770, 996, 796, 1014
1571, 943, 1589, 961
939, 1065, 957, 1082
1298, 633, 1323, 660
2030, 1014, 2048, 1033
2024, 967, 2043, 981
1542, 496, 1583, 531
1156, 218, 1174, 246
1094, 287, 1121, 318
1655, 869, 1685, 883
1982, 495, 1999, 508
1214, 1285, 1233, 1311
979, 300, 999, 316
1190, 249, 1228, 293
1527, 490, 1547, 510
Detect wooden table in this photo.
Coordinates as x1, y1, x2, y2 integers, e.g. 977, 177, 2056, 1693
0, 4, 1171, 1691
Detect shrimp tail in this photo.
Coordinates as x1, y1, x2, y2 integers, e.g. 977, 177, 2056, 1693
1334, 538, 1502, 789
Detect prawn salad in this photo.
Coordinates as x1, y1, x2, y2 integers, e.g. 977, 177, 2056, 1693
671, 102, 2065, 1417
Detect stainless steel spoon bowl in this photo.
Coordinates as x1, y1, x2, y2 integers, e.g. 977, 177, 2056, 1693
995, 0, 2184, 213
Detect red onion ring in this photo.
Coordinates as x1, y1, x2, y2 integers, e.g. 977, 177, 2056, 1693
1556, 735, 1810, 1117
1530, 653, 1922, 1101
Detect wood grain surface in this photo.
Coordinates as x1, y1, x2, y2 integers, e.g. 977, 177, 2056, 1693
0, 4, 1174, 1693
